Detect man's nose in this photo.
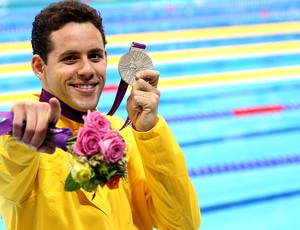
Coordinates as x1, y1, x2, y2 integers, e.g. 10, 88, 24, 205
77, 58, 95, 78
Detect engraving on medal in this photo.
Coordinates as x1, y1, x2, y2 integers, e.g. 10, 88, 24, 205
118, 50, 153, 85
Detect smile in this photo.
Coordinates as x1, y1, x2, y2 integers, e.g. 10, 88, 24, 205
72, 84, 97, 89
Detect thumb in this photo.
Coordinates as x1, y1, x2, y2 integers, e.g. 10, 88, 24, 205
48, 97, 61, 124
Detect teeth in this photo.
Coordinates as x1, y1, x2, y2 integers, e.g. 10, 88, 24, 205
75, 84, 94, 89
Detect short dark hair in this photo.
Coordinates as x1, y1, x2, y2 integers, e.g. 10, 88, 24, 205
31, 0, 107, 63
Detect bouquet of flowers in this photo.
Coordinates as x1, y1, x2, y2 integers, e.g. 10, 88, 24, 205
0, 110, 128, 196
63, 110, 128, 194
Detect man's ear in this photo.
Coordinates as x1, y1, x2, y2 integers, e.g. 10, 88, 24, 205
31, 54, 46, 79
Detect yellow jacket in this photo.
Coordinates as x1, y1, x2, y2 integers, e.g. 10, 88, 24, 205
0, 108, 201, 229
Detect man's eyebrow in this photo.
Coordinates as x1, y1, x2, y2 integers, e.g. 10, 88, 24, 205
59, 50, 80, 57
88, 48, 105, 54
59, 48, 105, 57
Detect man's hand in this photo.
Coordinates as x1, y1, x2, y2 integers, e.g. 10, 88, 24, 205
126, 69, 160, 132
10, 97, 61, 153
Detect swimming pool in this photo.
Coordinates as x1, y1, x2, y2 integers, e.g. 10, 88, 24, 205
1, 0, 300, 229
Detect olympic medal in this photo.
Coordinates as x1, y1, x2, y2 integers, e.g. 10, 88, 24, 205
118, 50, 153, 85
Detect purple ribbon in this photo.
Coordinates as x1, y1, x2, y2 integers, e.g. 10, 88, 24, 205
108, 42, 146, 130
107, 80, 128, 116
46, 127, 73, 151
0, 111, 14, 136
0, 111, 73, 151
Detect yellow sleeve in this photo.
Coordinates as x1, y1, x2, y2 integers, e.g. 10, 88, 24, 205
0, 135, 39, 204
132, 116, 201, 230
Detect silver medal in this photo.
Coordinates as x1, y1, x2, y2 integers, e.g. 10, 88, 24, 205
118, 50, 153, 85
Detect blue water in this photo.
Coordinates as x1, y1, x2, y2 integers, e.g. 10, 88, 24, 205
1, 0, 300, 229
2, 0, 300, 41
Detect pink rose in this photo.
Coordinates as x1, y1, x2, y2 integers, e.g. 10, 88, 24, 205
98, 130, 125, 163
83, 110, 111, 135
73, 127, 101, 156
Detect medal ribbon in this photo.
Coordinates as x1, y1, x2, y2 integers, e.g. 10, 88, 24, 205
0, 111, 73, 150
0, 112, 14, 135
107, 42, 147, 130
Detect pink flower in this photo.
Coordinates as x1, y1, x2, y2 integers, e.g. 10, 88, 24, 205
63, 110, 128, 193
83, 110, 111, 135
98, 130, 125, 163
73, 127, 101, 156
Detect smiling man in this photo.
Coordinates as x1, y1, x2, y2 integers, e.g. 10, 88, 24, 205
32, 22, 106, 113
0, 1, 201, 229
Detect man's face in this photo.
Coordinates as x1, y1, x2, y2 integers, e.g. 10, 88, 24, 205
41, 22, 107, 112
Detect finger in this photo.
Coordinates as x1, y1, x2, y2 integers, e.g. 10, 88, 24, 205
127, 89, 159, 118
135, 69, 160, 88
24, 102, 51, 148
29, 116, 48, 148
128, 91, 159, 112
30, 99, 61, 148
133, 78, 161, 96
10, 103, 26, 141
21, 108, 38, 145
48, 97, 61, 124
129, 81, 160, 111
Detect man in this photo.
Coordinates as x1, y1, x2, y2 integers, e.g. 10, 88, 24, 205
0, 1, 201, 229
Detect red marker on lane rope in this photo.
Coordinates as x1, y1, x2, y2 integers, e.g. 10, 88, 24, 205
233, 105, 284, 116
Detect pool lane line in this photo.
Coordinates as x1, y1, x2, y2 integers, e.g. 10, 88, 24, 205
2, 70, 300, 105
2, 21, 300, 53
160, 81, 300, 104
67, 21, 300, 45
3, 53, 300, 82
2, 62, 300, 88
1, 66, 300, 104
3, 33, 300, 61
189, 154, 300, 177
108, 33, 300, 55
2, 40, 300, 70
3, 79, 297, 112
233, 105, 284, 115
4, 33, 300, 65
148, 40, 300, 64
179, 124, 300, 147
201, 188, 300, 214
166, 102, 300, 123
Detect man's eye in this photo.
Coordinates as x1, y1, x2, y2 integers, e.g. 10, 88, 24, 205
89, 53, 102, 61
63, 56, 78, 63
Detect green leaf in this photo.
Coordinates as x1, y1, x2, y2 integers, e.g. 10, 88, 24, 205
106, 169, 117, 180
64, 173, 81, 191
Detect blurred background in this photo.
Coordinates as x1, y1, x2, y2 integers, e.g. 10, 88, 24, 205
1, 0, 300, 229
